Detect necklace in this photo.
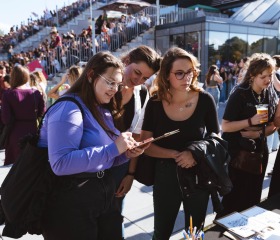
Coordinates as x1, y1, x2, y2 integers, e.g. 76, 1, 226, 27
251, 88, 266, 104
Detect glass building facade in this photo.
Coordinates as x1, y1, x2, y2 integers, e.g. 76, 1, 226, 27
154, 16, 280, 81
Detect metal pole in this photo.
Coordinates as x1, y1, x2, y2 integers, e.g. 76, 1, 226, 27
90, 1, 96, 55
56, 5, 59, 27
156, 0, 160, 25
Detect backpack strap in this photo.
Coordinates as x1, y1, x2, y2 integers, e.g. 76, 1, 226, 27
37, 96, 84, 132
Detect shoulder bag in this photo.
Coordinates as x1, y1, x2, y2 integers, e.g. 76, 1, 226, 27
230, 125, 265, 175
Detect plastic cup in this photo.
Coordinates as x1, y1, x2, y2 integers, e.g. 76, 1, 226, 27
256, 104, 268, 123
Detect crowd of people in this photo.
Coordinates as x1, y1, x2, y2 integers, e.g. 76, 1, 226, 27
1, 8, 153, 81
0, 0, 91, 54
1, 46, 280, 240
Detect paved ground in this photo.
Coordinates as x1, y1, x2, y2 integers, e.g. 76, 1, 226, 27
0, 102, 277, 239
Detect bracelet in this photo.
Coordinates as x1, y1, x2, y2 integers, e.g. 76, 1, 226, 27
126, 172, 135, 177
248, 118, 253, 127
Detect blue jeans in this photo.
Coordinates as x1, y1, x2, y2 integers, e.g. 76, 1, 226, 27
267, 131, 279, 152
206, 87, 220, 107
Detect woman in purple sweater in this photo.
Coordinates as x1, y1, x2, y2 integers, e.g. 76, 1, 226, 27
38, 51, 147, 240
1, 65, 45, 165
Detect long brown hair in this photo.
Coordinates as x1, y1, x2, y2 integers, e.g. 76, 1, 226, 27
151, 47, 201, 103
205, 65, 218, 85
67, 51, 124, 136
10, 65, 30, 89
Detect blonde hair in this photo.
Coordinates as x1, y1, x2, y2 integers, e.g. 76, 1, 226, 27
67, 65, 82, 86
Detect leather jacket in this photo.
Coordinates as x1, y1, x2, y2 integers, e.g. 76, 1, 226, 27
177, 133, 233, 213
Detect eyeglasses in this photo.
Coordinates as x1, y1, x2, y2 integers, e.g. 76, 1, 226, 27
98, 74, 124, 91
171, 69, 194, 80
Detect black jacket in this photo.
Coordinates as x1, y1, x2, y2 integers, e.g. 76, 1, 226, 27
177, 133, 233, 213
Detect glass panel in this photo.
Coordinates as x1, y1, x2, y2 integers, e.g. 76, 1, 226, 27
208, 31, 230, 68
185, 32, 199, 58
156, 36, 170, 56
263, 36, 277, 56
170, 34, 185, 49
248, 35, 263, 55
229, 33, 248, 63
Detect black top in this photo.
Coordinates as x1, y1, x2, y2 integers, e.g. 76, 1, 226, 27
142, 91, 219, 152
222, 87, 270, 155
122, 85, 148, 131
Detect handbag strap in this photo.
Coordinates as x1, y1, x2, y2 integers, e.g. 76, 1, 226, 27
37, 96, 84, 134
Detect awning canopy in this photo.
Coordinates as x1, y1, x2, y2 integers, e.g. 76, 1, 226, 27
97, 0, 151, 14
187, 4, 219, 13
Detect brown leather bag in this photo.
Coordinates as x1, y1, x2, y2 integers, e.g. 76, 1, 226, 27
230, 150, 263, 175
231, 125, 265, 175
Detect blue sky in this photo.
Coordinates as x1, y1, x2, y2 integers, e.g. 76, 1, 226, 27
1, 0, 77, 34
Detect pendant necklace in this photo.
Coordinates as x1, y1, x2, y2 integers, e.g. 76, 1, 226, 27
251, 88, 266, 104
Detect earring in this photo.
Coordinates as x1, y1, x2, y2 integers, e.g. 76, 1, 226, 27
88, 77, 92, 83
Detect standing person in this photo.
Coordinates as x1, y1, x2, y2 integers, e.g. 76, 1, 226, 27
49, 27, 62, 68
267, 55, 280, 154
1, 65, 45, 165
38, 51, 147, 240
236, 57, 249, 84
0, 64, 7, 101
32, 70, 48, 93
141, 47, 220, 239
47, 65, 82, 100
269, 100, 280, 198
110, 45, 161, 239
219, 53, 278, 217
268, 55, 280, 196
219, 66, 228, 102
205, 64, 223, 107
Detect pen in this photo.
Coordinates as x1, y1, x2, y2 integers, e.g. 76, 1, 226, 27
200, 232, 204, 240
190, 215, 193, 235
196, 222, 204, 238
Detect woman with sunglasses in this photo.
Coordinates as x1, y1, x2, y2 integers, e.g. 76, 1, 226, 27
141, 47, 219, 239
110, 45, 161, 239
38, 52, 147, 240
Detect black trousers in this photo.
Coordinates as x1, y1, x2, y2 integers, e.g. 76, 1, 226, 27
220, 148, 269, 217
42, 171, 122, 240
152, 160, 209, 240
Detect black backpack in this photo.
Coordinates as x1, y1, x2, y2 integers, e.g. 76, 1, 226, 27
0, 97, 84, 238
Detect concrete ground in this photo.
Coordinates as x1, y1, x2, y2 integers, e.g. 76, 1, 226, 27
0, 102, 277, 239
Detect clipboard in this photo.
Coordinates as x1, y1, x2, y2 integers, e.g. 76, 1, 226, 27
133, 129, 180, 149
